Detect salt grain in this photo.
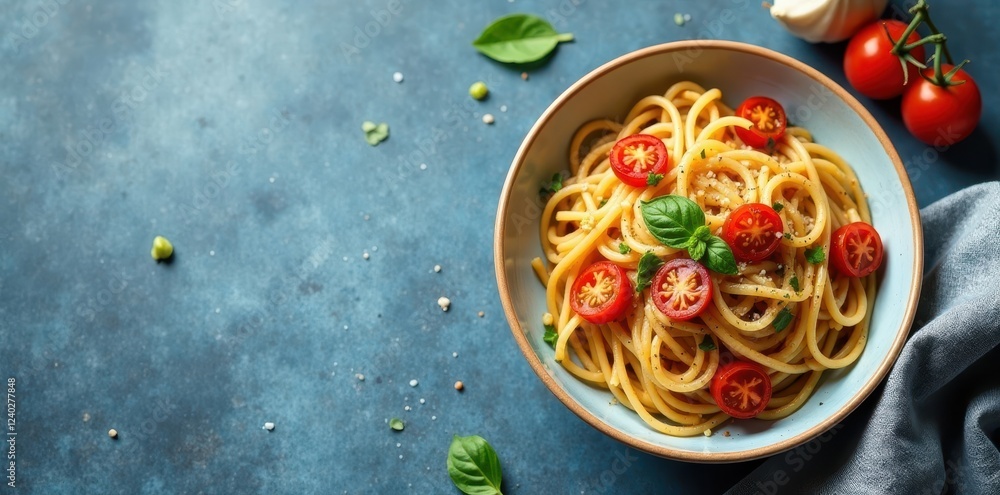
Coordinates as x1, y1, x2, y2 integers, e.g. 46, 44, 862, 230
482, 113, 495, 125
263, 422, 275, 431
392, 72, 404, 83
433, 264, 441, 273
108, 429, 118, 439
409, 379, 418, 387
437, 296, 451, 311
356, 373, 365, 381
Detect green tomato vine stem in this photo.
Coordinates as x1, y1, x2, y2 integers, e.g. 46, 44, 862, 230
887, 0, 968, 88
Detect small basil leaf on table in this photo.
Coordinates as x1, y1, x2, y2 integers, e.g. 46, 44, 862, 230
472, 14, 573, 64
447, 435, 504, 495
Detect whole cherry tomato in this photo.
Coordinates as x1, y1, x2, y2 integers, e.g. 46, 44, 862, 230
844, 20, 926, 100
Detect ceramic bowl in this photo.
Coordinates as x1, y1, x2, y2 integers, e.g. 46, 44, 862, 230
494, 40, 922, 462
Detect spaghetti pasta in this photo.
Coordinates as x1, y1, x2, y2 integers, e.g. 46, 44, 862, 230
534, 81, 878, 436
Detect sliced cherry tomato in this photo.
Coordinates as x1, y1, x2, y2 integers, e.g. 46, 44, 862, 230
710, 360, 772, 419
901, 64, 982, 146
734, 96, 787, 149
722, 203, 783, 262
609, 134, 669, 187
650, 258, 713, 321
570, 261, 633, 324
830, 222, 884, 277
844, 20, 926, 100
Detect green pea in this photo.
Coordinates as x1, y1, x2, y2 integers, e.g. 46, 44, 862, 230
151, 236, 174, 261
469, 81, 489, 100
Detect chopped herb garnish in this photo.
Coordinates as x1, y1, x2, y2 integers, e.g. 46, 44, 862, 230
773, 307, 794, 332
543, 324, 558, 348
362, 121, 389, 146
700, 149, 706, 159
618, 243, 632, 255
790, 273, 800, 292
389, 418, 405, 431
805, 246, 825, 264
698, 335, 716, 351
772, 202, 783, 212
646, 172, 664, 186
766, 136, 776, 149
599, 199, 608, 207
548, 172, 564, 192
783, 232, 792, 240
635, 251, 664, 293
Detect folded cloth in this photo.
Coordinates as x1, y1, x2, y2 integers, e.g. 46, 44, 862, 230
727, 182, 1000, 495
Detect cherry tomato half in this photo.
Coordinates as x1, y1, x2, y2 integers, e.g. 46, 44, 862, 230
609, 134, 670, 187
710, 360, 772, 419
901, 64, 982, 146
722, 203, 783, 262
734, 97, 787, 149
570, 261, 633, 324
844, 20, 926, 100
830, 222, 884, 277
650, 258, 713, 321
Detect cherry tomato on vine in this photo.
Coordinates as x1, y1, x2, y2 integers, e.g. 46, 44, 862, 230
609, 134, 670, 187
570, 261, 633, 324
844, 20, 926, 100
901, 64, 982, 146
650, 258, 713, 321
722, 203, 784, 262
710, 360, 772, 419
734, 96, 787, 149
830, 222, 884, 277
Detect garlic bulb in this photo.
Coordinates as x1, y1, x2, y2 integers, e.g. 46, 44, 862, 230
770, 0, 889, 43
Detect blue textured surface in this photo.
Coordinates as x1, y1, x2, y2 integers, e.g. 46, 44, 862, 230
1, 1, 997, 494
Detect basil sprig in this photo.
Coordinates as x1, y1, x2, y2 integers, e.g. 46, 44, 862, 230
472, 14, 573, 64
447, 435, 504, 495
640, 195, 738, 275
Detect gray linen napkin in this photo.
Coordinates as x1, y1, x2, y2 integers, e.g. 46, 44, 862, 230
727, 182, 1000, 495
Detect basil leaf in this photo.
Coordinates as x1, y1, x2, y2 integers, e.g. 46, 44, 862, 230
704, 236, 738, 275
688, 239, 706, 261
635, 251, 664, 293
447, 435, 504, 495
543, 324, 558, 348
698, 335, 716, 351
640, 195, 706, 248
618, 243, 631, 255
789, 273, 800, 292
773, 307, 794, 332
472, 14, 573, 64
805, 246, 825, 264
